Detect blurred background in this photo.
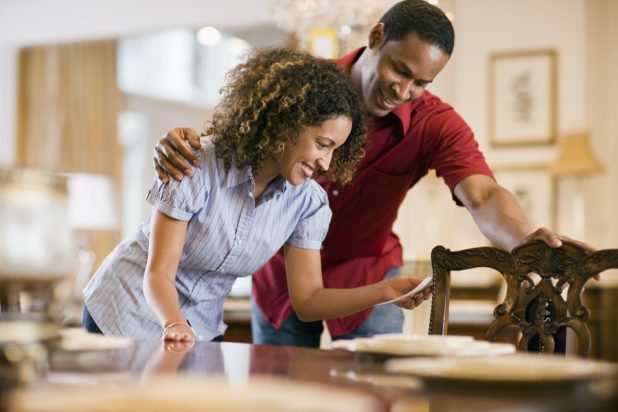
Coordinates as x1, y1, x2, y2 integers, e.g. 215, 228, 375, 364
0, 0, 616, 321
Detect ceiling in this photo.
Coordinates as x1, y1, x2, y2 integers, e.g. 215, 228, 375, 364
0, 0, 272, 47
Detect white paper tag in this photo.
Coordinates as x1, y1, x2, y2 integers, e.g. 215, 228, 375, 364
375, 276, 433, 306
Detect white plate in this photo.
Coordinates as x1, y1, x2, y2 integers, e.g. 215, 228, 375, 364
385, 353, 618, 384
332, 334, 515, 357
58, 328, 132, 351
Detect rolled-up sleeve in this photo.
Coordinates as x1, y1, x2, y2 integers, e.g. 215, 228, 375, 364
145, 151, 207, 221
287, 184, 332, 250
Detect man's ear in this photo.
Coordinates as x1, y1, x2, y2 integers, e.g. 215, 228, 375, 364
367, 23, 386, 50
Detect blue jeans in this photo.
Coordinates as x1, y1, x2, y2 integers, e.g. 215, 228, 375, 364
251, 267, 404, 347
83, 306, 103, 334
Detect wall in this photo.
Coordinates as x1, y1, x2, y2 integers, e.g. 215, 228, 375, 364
0, 47, 17, 168
394, 0, 618, 264
585, 0, 618, 251
120, 94, 214, 230
0, 0, 271, 47
2, 0, 617, 257
0, 0, 271, 167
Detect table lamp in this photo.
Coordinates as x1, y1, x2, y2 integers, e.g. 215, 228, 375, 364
549, 132, 604, 239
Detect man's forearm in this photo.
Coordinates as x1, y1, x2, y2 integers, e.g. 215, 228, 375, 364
468, 185, 532, 251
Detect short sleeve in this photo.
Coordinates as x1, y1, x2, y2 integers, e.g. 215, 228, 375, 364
421, 106, 494, 205
145, 150, 208, 221
287, 182, 333, 250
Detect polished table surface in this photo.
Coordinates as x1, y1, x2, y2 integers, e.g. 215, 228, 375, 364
5, 340, 618, 412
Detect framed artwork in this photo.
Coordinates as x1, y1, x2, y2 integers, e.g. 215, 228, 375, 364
493, 166, 556, 229
489, 50, 557, 147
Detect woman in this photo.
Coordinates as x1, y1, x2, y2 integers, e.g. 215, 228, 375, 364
83, 48, 428, 342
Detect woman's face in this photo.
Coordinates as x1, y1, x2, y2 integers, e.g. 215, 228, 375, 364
277, 115, 352, 186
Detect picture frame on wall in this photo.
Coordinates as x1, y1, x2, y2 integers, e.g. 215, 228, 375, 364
493, 166, 556, 229
488, 49, 557, 147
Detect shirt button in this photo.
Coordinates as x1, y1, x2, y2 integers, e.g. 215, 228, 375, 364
332, 189, 339, 196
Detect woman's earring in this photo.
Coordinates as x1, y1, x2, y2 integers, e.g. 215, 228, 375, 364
274, 144, 285, 162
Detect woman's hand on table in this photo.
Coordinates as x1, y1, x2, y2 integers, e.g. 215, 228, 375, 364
161, 321, 197, 342
163, 340, 195, 353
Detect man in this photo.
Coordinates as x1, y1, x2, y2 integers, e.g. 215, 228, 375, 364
152, 0, 584, 347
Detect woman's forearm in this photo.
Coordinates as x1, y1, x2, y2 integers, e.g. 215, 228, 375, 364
144, 211, 190, 328
285, 245, 423, 322
291, 282, 386, 321
143, 270, 186, 327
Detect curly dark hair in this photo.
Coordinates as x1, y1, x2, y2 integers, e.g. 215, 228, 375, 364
205, 48, 366, 184
379, 0, 454, 56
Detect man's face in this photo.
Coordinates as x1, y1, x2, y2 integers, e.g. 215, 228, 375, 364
359, 25, 449, 117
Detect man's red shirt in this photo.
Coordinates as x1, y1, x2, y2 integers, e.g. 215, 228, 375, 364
252, 48, 493, 337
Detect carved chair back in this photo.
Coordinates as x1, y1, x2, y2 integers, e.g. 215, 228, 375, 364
429, 240, 618, 356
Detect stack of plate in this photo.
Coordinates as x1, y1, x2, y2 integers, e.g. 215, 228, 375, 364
384, 353, 618, 388
332, 333, 515, 357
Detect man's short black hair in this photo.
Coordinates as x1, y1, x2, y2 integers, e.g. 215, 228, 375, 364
379, 0, 455, 56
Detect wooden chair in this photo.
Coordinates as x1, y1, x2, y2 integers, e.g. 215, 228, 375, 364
428, 240, 618, 356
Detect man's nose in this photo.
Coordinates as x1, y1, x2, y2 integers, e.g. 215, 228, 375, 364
394, 79, 422, 101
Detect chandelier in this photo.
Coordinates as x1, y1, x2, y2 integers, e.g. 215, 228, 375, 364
270, 0, 399, 56
270, 1, 449, 57
270, 0, 396, 35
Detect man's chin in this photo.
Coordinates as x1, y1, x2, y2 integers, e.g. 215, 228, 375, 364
368, 105, 392, 117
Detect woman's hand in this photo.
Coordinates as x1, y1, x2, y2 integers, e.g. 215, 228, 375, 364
163, 340, 195, 353
153, 127, 202, 182
161, 321, 197, 342
382, 275, 432, 310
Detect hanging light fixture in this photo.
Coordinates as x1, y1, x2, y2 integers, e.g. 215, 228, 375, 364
270, 1, 452, 57
269, 0, 398, 56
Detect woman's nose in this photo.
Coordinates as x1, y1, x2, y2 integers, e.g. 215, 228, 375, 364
317, 154, 331, 172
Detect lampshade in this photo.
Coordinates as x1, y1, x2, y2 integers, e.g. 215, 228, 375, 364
66, 173, 119, 230
548, 132, 605, 176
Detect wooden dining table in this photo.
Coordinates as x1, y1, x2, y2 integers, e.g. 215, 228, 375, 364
5, 340, 618, 412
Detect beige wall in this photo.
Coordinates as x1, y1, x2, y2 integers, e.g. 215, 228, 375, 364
1, 0, 617, 257
394, 0, 618, 263
585, 0, 618, 250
